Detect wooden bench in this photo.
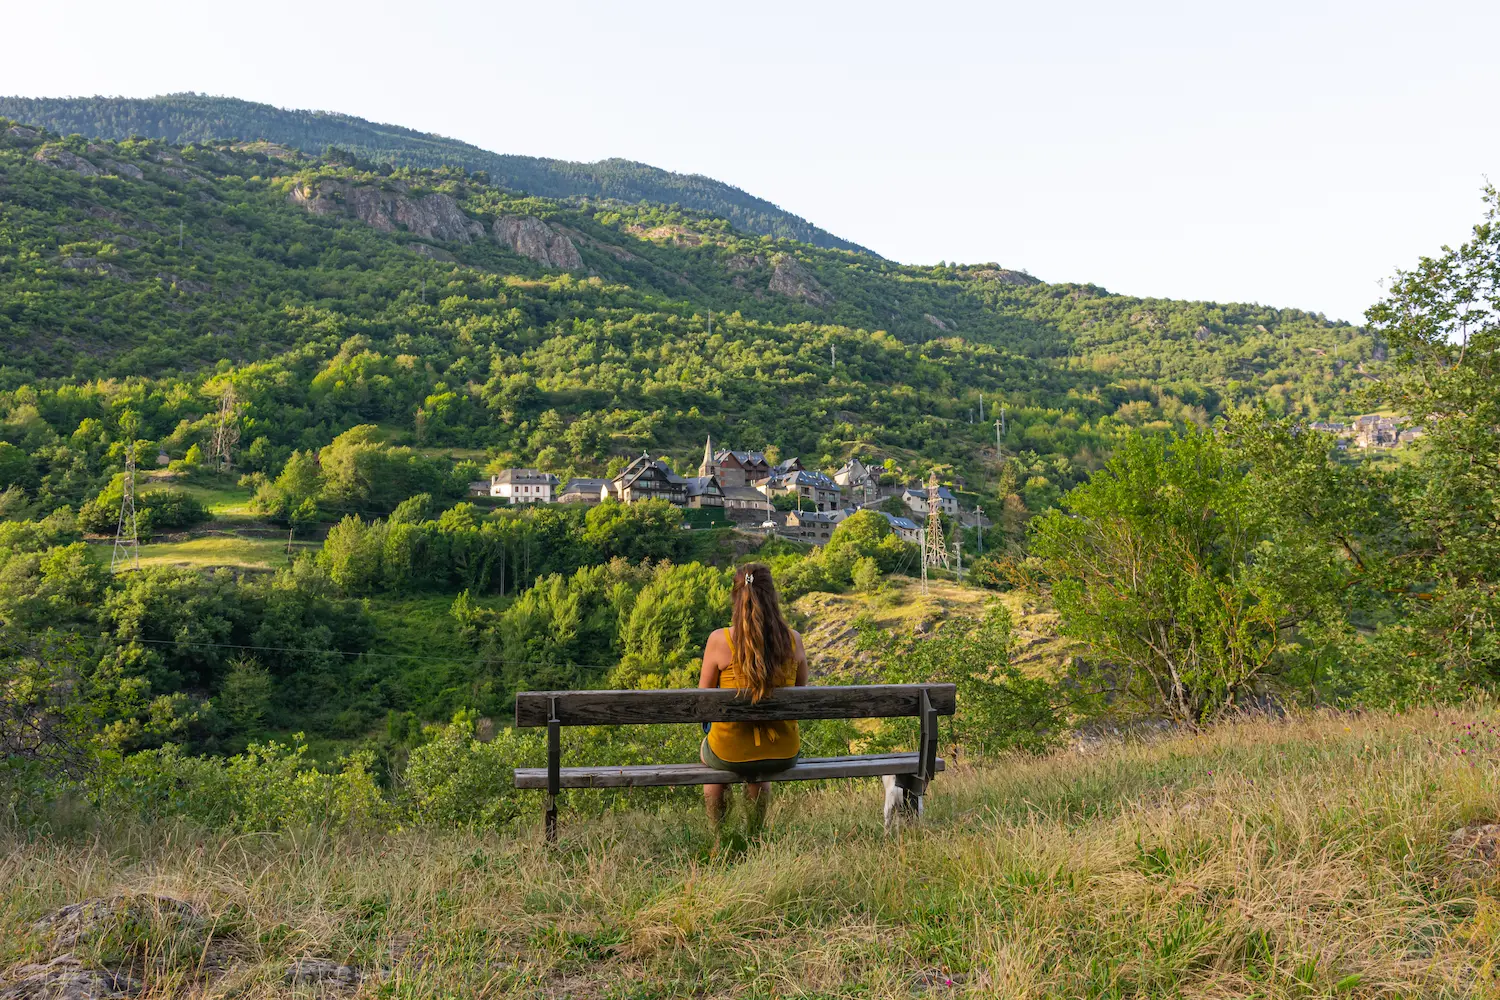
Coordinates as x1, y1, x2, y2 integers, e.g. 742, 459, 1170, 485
513, 683, 957, 841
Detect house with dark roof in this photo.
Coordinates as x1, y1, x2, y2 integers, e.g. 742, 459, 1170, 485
559, 477, 611, 504
785, 508, 841, 542
900, 484, 957, 517
697, 434, 771, 487
722, 484, 773, 520
611, 454, 686, 505
760, 468, 842, 511
490, 468, 559, 503
680, 474, 725, 508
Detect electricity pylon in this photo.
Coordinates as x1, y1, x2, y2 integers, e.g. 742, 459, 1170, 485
923, 471, 949, 579
111, 447, 139, 572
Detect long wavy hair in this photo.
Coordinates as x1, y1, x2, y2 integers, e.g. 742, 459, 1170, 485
730, 562, 794, 703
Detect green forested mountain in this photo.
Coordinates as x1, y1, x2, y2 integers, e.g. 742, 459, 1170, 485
0, 93, 877, 254
0, 118, 1372, 502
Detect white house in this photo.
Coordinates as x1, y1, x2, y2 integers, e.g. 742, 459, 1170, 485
490, 468, 559, 503
900, 485, 958, 517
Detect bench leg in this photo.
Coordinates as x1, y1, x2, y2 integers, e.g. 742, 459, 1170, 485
884, 774, 925, 833
545, 708, 560, 844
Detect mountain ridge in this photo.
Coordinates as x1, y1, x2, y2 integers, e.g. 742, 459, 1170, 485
0, 93, 880, 257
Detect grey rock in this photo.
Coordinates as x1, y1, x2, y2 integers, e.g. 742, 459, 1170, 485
492, 215, 582, 269
768, 254, 831, 306
32, 896, 202, 948
6, 126, 38, 138
103, 161, 143, 181
407, 242, 456, 262
0, 956, 140, 1000
59, 258, 132, 282
283, 960, 360, 986
288, 180, 485, 244
32, 147, 102, 178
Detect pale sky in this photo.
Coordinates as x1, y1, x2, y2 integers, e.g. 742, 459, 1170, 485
5, 0, 1496, 323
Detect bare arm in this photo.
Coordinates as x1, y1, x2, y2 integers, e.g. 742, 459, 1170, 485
699, 628, 727, 689
792, 630, 809, 686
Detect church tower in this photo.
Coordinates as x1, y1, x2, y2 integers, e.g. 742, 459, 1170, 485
699, 433, 715, 478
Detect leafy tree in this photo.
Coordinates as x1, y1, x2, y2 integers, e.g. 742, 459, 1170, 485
581, 499, 682, 562
1362, 186, 1500, 688
1032, 429, 1330, 723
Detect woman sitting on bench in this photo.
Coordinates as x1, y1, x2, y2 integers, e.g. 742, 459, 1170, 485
698, 561, 809, 828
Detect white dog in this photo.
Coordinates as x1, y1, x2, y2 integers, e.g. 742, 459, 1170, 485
882, 774, 923, 832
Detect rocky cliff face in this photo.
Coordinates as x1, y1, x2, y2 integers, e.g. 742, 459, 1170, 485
492, 215, 582, 269
288, 179, 582, 269
287, 180, 485, 244
768, 254, 832, 306
33, 145, 102, 177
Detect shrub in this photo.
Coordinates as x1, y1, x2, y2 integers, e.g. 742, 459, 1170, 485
93, 736, 387, 832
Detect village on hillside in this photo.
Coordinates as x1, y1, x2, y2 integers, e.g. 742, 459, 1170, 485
468, 435, 978, 544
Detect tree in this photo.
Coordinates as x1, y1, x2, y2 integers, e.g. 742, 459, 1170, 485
1, 628, 95, 788
1362, 185, 1500, 687
1031, 429, 1319, 724
581, 500, 682, 563
216, 656, 274, 733
0, 442, 35, 490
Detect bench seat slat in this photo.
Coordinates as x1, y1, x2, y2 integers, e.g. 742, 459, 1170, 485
514, 684, 957, 727
514, 753, 945, 789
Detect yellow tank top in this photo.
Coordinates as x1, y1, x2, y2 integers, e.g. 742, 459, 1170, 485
705, 628, 801, 762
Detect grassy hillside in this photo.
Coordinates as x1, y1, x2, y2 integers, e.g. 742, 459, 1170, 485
5, 710, 1497, 998
0, 93, 877, 254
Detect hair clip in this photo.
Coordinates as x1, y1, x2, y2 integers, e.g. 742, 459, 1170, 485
745, 573, 755, 585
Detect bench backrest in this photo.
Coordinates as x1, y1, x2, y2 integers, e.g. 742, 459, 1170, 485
514, 683, 957, 728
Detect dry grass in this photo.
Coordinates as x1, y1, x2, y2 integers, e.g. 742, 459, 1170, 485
796, 579, 1078, 678
6, 710, 1500, 997
130, 536, 314, 572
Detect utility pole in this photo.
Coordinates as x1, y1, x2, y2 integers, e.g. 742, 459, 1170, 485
112, 446, 140, 572
919, 528, 928, 595
974, 505, 982, 558
995, 417, 1003, 458
979, 396, 984, 422
178, 220, 183, 250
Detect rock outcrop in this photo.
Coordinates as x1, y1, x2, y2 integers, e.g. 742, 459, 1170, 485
32, 147, 102, 177
287, 180, 485, 245
768, 254, 832, 306
287, 180, 582, 269
284, 960, 361, 987
923, 314, 949, 331
0, 956, 140, 1000
969, 268, 1040, 287
407, 242, 455, 262
103, 160, 143, 181
32, 896, 203, 948
492, 215, 582, 269
60, 257, 132, 281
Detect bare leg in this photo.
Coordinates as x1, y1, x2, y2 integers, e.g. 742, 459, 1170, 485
744, 781, 770, 837
703, 783, 728, 827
